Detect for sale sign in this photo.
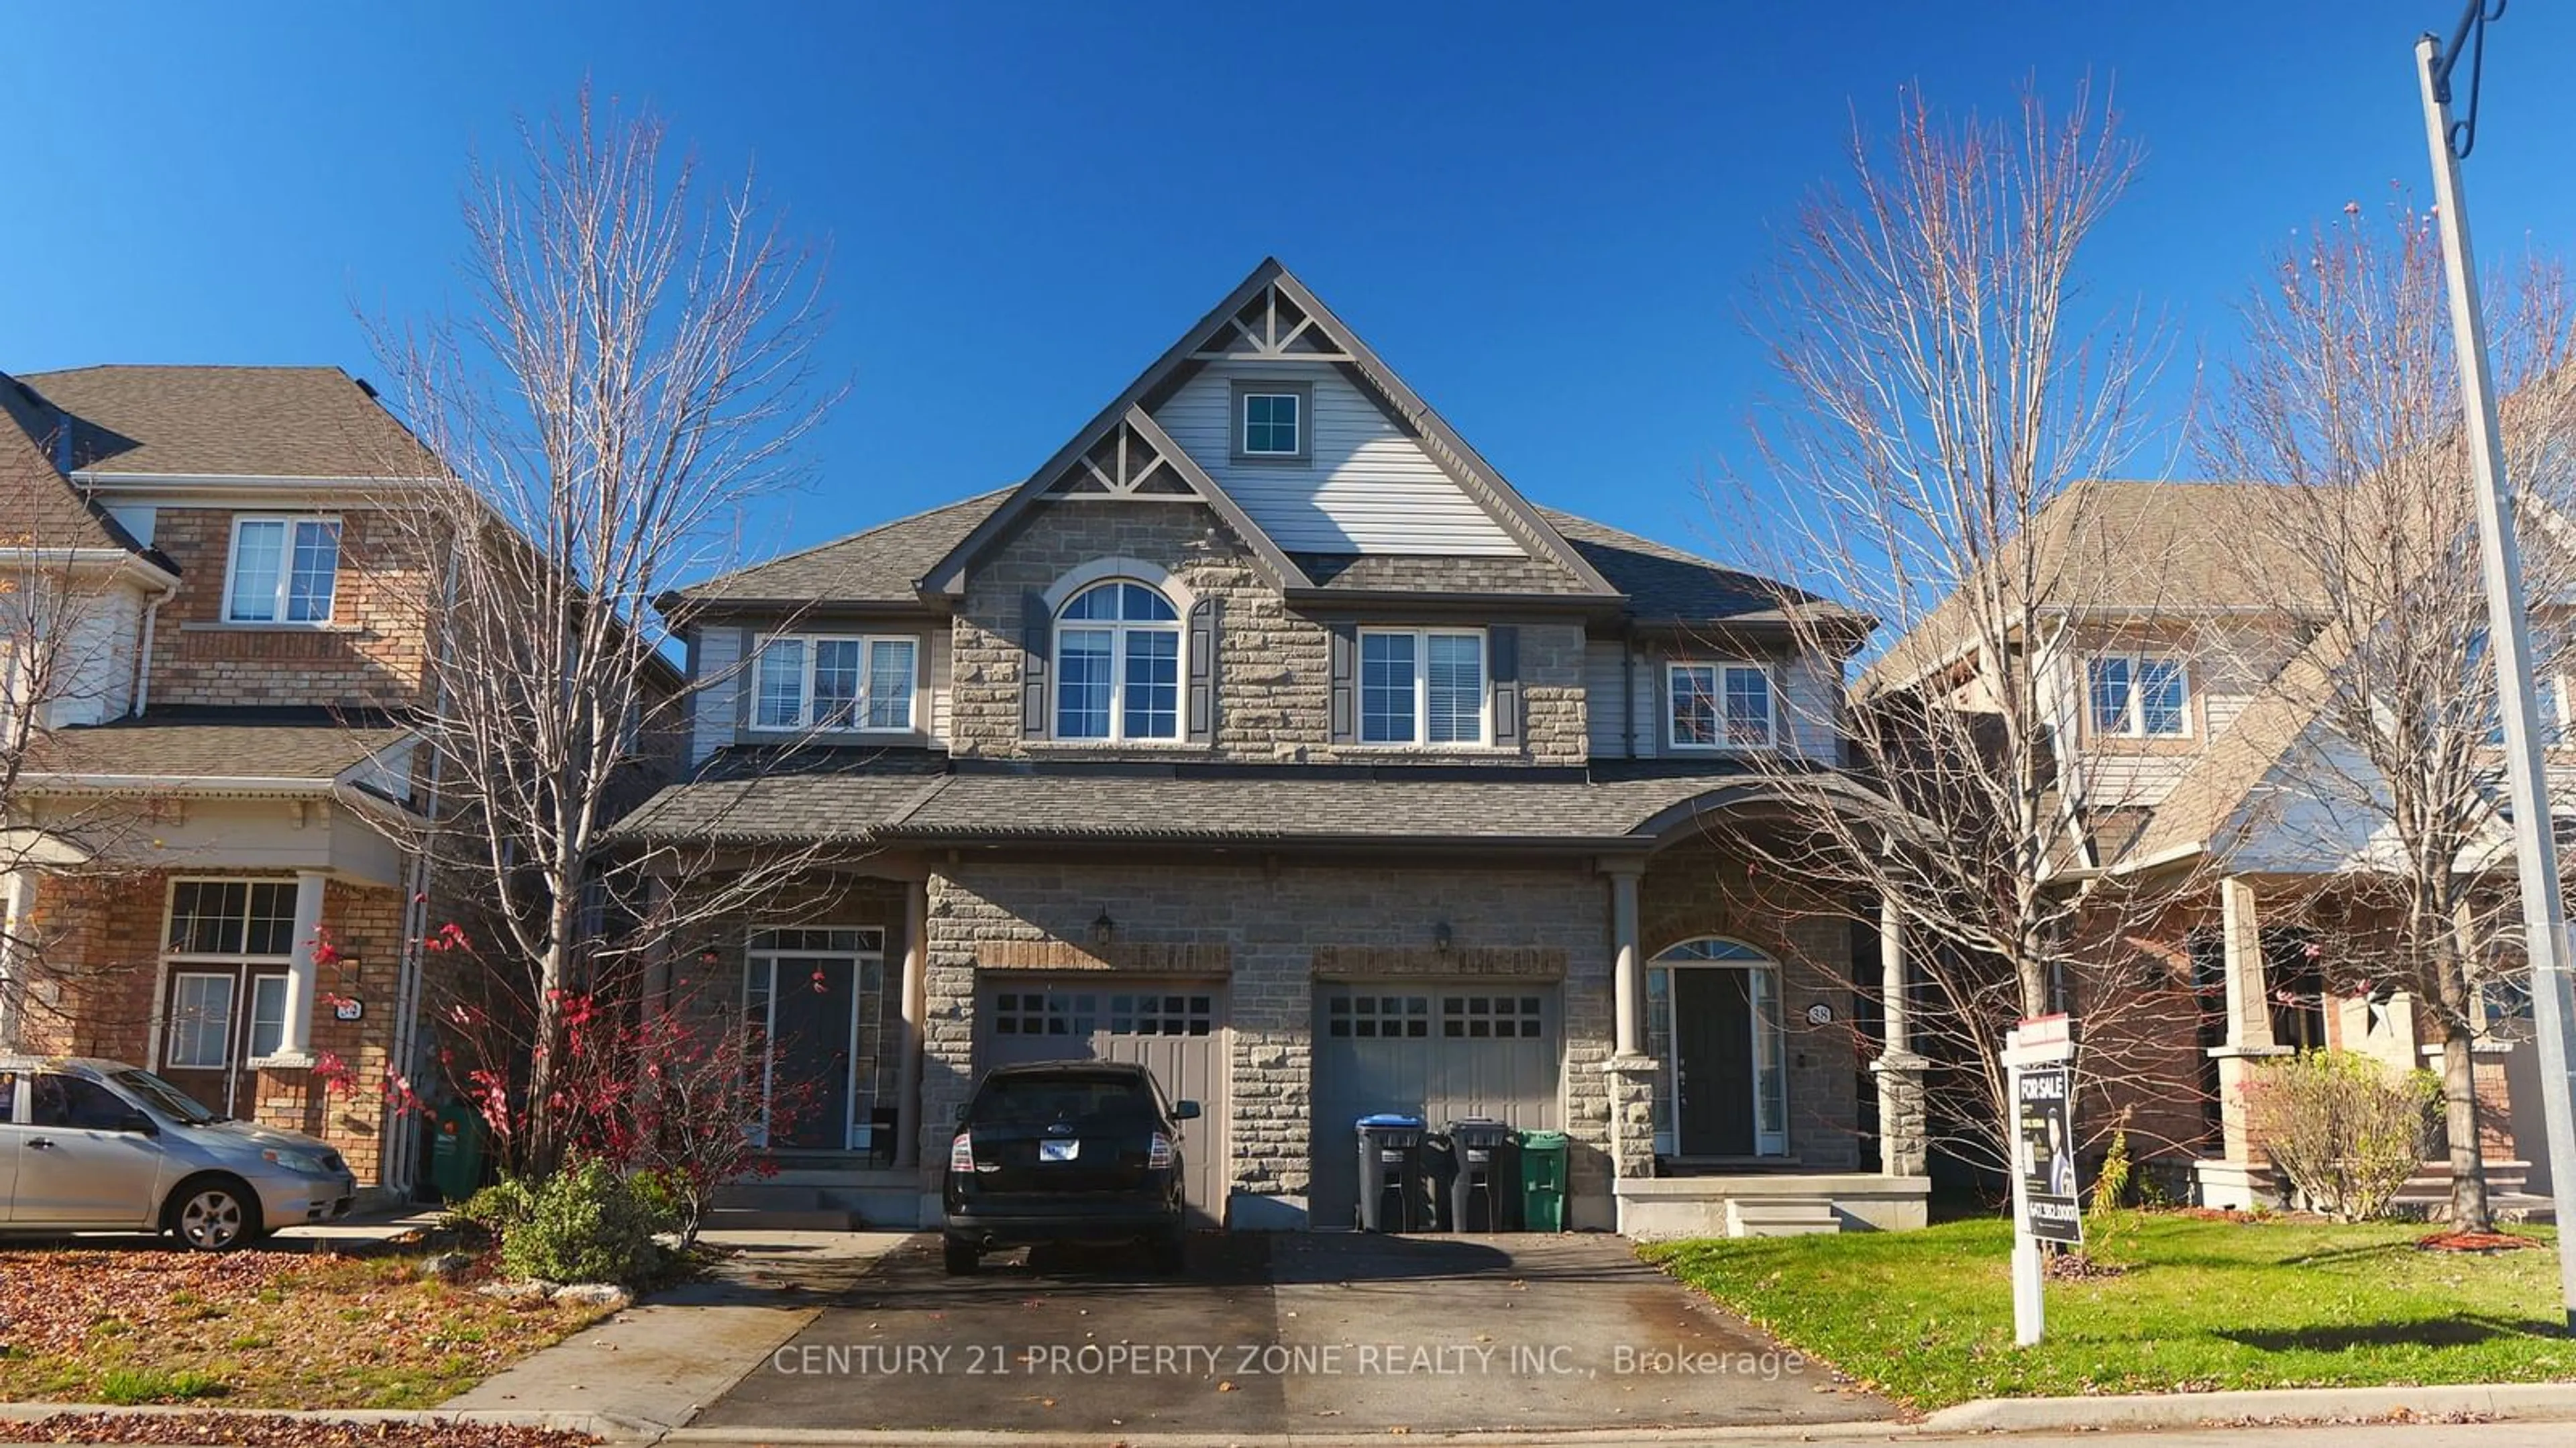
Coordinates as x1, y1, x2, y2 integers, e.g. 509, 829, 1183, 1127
2017, 1064, 2082, 1245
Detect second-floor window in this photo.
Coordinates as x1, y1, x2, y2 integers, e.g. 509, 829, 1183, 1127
1056, 581, 1181, 741
226, 517, 341, 624
1670, 662, 1774, 749
752, 634, 917, 732
1361, 627, 1487, 745
2088, 654, 2189, 738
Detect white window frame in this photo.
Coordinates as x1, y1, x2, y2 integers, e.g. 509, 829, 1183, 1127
743, 927, 887, 1151
1666, 661, 1777, 752
1232, 380, 1311, 462
2088, 652, 2192, 739
165, 971, 238, 1070
1358, 626, 1491, 748
154, 876, 302, 1078
223, 515, 343, 625
747, 633, 920, 734
1052, 581, 1185, 743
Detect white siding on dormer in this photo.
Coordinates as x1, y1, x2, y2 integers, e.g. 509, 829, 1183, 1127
1152, 360, 1523, 556
1780, 650, 1844, 764
32, 582, 143, 729
690, 625, 742, 766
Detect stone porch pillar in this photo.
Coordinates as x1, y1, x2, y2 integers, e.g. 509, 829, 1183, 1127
260, 870, 329, 1067
894, 877, 930, 1171
1605, 860, 1644, 1057
1871, 891, 1930, 1177
2201, 875, 2290, 1206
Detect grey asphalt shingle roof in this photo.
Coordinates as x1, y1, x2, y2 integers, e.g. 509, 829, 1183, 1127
0, 375, 152, 555
1289, 552, 1587, 594
616, 760, 1780, 847
17, 366, 442, 480
672, 490, 1014, 607
28, 711, 411, 784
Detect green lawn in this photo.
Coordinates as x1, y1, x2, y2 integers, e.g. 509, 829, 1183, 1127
1640, 1213, 2575, 1410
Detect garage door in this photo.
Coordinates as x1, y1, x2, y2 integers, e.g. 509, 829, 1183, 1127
975, 978, 1230, 1227
1310, 983, 1561, 1229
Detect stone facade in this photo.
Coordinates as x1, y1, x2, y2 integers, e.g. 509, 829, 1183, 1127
947, 499, 1589, 765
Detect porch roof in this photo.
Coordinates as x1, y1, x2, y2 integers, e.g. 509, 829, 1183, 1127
612, 755, 1822, 850
24, 709, 411, 787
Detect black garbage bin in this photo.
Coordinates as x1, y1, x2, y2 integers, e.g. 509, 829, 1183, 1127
1445, 1117, 1516, 1232
1354, 1113, 1426, 1232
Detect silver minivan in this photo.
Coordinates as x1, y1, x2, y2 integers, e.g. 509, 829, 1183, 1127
0, 1056, 359, 1250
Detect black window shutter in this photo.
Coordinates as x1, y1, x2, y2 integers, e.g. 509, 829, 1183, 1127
1490, 625, 1521, 748
1187, 597, 1220, 744
1328, 621, 1356, 744
1020, 591, 1051, 738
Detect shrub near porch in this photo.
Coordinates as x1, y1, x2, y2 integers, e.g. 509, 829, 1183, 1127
1643, 1215, 2575, 1410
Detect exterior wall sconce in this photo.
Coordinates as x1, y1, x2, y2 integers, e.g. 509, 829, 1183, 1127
1433, 921, 1454, 951
1091, 911, 1116, 947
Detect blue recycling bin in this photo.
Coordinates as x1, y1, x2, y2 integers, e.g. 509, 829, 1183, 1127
1354, 1113, 1426, 1232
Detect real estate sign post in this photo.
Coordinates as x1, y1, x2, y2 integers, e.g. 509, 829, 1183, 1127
2001, 1014, 2078, 1345
2418, 7, 2576, 1331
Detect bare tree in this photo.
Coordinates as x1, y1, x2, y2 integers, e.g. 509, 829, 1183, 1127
2201, 203, 2576, 1231
369, 89, 841, 1174
1715, 82, 2198, 1178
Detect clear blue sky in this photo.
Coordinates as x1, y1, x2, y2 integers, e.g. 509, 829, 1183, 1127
4, 2, 2571, 574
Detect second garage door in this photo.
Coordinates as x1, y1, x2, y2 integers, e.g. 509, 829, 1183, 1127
974, 978, 1230, 1227
1309, 982, 1562, 1229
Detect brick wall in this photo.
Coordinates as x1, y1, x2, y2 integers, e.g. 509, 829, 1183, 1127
144, 505, 431, 711
947, 499, 1590, 764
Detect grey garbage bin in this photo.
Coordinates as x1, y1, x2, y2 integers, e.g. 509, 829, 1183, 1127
1354, 1113, 1426, 1232
1445, 1117, 1515, 1232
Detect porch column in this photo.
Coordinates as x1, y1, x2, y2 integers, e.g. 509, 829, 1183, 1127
1871, 891, 1930, 1178
263, 870, 329, 1066
1606, 860, 1644, 1057
0, 868, 38, 1052
2200, 875, 2290, 1207
894, 877, 930, 1170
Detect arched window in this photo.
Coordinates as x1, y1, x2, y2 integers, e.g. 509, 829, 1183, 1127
1646, 937, 1788, 1158
1055, 580, 1182, 741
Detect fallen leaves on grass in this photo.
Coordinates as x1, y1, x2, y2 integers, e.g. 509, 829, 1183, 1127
0, 1249, 612, 1408
2416, 1231, 2543, 1253
0, 1412, 596, 1448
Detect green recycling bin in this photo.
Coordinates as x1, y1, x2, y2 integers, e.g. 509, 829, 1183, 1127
430, 1103, 488, 1204
1517, 1129, 1568, 1232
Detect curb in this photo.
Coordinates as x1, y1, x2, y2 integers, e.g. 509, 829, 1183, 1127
1919, 1380, 2576, 1433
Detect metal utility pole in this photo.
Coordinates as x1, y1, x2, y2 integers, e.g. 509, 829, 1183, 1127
2416, 0, 2576, 1331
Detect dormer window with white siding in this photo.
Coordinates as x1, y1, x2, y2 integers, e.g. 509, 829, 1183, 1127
1668, 662, 1774, 750
2088, 653, 2189, 738
1232, 380, 1310, 462
1360, 627, 1487, 746
225, 516, 341, 624
751, 633, 918, 733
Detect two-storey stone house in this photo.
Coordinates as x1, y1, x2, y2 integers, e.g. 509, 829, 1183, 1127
0, 364, 445, 1199
623, 261, 1933, 1235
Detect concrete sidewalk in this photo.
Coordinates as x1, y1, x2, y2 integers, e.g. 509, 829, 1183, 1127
439, 1229, 907, 1435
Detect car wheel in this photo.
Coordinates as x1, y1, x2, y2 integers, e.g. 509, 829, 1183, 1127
1148, 1224, 1187, 1275
942, 1235, 980, 1276
168, 1177, 262, 1253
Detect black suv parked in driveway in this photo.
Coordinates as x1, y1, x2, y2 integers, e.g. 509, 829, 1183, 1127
942, 1061, 1199, 1276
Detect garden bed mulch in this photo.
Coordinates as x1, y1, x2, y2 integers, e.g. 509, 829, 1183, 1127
2418, 1231, 2546, 1253
0, 1412, 595, 1448
0, 1247, 613, 1408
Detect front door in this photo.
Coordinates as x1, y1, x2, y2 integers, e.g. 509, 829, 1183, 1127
159, 968, 290, 1120
1674, 969, 1754, 1157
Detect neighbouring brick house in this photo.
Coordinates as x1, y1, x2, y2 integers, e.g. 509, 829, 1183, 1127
619, 260, 1934, 1235
0, 365, 446, 1198
1870, 480, 2555, 1212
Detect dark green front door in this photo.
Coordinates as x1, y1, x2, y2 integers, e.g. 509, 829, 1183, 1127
1674, 969, 1754, 1156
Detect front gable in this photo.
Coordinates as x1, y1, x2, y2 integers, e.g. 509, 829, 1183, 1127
918, 259, 1615, 599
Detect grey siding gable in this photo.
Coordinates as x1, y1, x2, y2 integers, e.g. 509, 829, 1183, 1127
1152, 359, 1525, 556
690, 624, 743, 766
1586, 637, 1629, 758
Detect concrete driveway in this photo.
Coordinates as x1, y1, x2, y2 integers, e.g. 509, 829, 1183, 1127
697, 1231, 1886, 1436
